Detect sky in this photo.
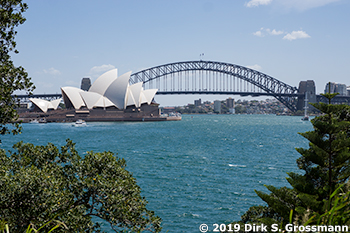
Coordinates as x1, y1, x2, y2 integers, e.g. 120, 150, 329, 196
12, 0, 350, 106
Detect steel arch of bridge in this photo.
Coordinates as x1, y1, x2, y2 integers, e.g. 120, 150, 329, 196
130, 60, 298, 112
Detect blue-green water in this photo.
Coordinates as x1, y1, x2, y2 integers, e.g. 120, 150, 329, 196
1, 115, 313, 232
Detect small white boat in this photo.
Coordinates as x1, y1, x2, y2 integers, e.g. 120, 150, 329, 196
167, 112, 182, 121
72, 119, 87, 126
169, 112, 182, 118
29, 119, 39, 124
301, 116, 309, 121
38, 118, 47, 123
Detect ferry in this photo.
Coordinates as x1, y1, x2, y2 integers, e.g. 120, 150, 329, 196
72, 119, 87, 126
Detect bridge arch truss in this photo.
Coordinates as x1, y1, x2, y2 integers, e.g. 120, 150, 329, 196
130, 61, 298, 112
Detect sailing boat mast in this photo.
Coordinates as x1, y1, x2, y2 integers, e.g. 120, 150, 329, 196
301, 91, 309, 121
304, 91, 308, 117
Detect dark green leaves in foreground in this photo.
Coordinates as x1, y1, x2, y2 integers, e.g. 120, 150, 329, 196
0, 139, 161, 232
0, 0, 35, 138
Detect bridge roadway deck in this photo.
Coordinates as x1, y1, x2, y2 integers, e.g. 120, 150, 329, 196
12, 92, 350, 100
13, 92, 299, 101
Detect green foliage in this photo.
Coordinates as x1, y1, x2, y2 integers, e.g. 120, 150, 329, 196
0, 139, 162, 232
1, 218, 67, 233
255, 186, 300, 221
289, 183, 350, 233
240, 205, 281, 225
236, 93, 350, 227
0, 220, 9, 233
0, 0, 35, 138
234, 105, 246, 114
306, 183, 350, 226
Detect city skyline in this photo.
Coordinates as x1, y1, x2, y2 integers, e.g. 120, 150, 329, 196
12, 0, 349, 106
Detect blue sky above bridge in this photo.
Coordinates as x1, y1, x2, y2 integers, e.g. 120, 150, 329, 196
13, 0, 349, 106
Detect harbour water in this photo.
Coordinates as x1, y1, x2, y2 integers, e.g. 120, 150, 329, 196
1, 114, 313, 232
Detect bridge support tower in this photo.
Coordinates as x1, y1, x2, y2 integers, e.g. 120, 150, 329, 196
297, 80, 316, 111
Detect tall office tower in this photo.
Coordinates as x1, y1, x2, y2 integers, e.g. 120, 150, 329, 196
226, 98, 235, 108
214, 100, 221, 113
194, 98, 202, 107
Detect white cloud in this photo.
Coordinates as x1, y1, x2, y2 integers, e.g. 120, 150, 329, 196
245, 0, 341, 11
253, 28, 284, 37
89, 64, 115, 74
275, 0, 341, 11
247, 64, 262, 71
253, 28, 310, 41
245, 0, 273, 7
253, 30, 264, 37
43, 67, 61, 75
269, 29, 284, 35
283, 30, 311, 41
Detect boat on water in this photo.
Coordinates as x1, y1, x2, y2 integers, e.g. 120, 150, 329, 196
30, 118, 47, 123
29, 119, 39, 124
38, 118, 47, 123
167, 112, 182, 120
301, 92, 309, 121
169, 112, 181, 118
301, 116, 309, 121
72, 119, 87, 126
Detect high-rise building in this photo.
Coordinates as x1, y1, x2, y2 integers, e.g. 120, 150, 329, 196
336, 84, 347, 96
226, 98, 235, 114
324, 82, 336, 94
324, 82, 347, 96
214, 100, 221, 113
81, 77, 91, 91
226, 98, 234, 108
194, 98, 202, 107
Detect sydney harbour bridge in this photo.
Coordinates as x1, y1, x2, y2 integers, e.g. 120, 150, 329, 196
14, 60, 350, 113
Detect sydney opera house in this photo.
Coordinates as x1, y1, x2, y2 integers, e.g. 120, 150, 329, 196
20, 69, 176, 122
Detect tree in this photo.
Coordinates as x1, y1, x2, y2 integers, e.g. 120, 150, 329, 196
233, 93, 350, 229
235, 105, 246, 114
0, 0, 35, 138
308, 182, 350, 226
0, 139, 162, 232
0, 1, 161, 232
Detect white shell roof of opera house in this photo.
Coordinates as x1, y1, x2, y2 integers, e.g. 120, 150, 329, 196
60, 69, 157, 110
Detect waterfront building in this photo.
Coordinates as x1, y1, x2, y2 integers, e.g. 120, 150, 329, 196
336, 83, 347, 96
162, 107, 176, 114
226, 97, 234, 108
194, 98, 202, 107
23, 69, 174, 122
324, 82, 347, 95
324, 82, 336, 94
29, 98, 62, 113
214, 100, 221, 113
226, 98, 235, 114
337, 83, 347, 95
61, 69, 158, 110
